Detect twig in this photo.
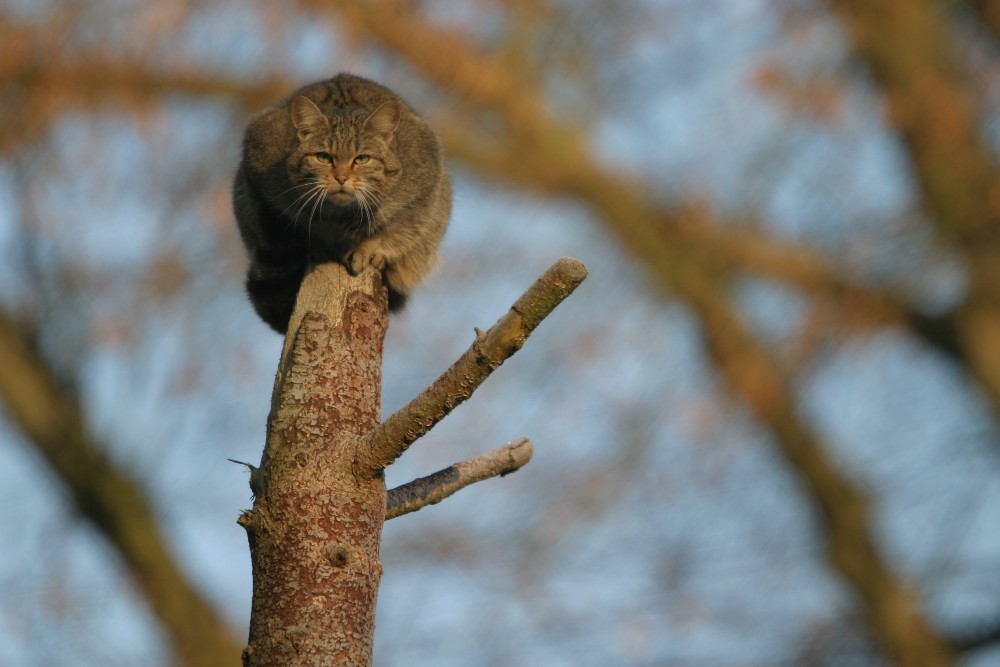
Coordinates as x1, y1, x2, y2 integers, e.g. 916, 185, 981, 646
385, 438, 533, 519
356, 257, 587, 471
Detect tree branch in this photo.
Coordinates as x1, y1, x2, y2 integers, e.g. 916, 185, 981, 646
966, 0, 1000, 45
831, 0, 1000, 425
4, 8, 950, 363
0, 312, 242, 667
386, 438, 533, 520
951, 615, 1000, 653
320, 0, 965, 362
356, 257, 587, 472
328, 4, 958, 664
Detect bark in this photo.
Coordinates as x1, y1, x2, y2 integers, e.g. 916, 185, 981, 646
0, 313, 243, 667
361, 257, 588, 471
239, 264, 388, 667
239, 259, 585, 666
386, 438, 533, 520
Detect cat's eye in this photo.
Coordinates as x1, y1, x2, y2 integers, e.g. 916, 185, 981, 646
354, 155, 371, 165
313, 152, 333, 163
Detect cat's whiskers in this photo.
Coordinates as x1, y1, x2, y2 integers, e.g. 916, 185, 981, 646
354, 189, 374, 233
354, 183, 385, 235
305, 186, 329, 243
276, 182, 320, 224
289, 182, 327, 232
271, 179, 316, 204
281, 179, 324, 225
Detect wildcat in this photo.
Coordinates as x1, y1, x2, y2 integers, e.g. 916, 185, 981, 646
233, 73, 451, 333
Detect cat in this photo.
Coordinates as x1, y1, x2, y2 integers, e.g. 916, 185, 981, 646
233, 73, 452, 334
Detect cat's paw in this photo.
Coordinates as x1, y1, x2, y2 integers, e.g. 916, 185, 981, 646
345, 241, 387, 275
345, 249, 366, 275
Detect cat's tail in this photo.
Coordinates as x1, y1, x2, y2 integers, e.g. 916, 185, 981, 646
387, 287, 408, 312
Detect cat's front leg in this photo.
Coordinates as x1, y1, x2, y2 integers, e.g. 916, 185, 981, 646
345, 236, 388, 275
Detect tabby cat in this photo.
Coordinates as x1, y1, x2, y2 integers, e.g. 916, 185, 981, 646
233, 73, 451, 333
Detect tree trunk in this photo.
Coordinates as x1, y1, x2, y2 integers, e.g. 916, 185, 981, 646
239, 263, 387, 667
237, 257, 586, 666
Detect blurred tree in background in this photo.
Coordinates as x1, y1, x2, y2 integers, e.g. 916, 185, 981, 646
2, 1, 1000, 665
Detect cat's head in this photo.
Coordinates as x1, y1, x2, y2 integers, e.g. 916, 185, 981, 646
286, 95, 401, 213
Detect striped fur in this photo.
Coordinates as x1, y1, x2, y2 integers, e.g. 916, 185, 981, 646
233, 74, 451, 333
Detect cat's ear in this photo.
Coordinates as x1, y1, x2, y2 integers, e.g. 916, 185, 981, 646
364, 100, 401, 145
289, 96, 329, 142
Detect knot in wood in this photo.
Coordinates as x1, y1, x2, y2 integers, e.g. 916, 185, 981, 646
324, 544, 351, 568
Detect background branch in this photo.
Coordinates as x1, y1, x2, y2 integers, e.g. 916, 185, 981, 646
1, 1, 997, 663
324, 0, 950, 356
327, 3, 959, 663
0, 311, 242, 667
831, 0, 1000, 421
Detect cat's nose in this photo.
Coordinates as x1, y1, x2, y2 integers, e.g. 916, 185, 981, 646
335, 174, 348, 185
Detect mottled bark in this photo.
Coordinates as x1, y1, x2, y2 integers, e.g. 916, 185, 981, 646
239, 259, 585, 666
239, 264, 387, 667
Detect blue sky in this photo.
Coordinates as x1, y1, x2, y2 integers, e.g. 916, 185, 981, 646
2, 2, 1000, 665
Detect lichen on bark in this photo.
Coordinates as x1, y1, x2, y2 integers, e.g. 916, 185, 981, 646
240, 258, 586, 666
242, 264, 387, 667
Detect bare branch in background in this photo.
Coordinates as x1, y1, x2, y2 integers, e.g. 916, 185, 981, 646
0, 312, 242, 667
316, 0, 965, 362
831, 0, 1000, 420
323, 2, 958, 663
1, 1, 998, 664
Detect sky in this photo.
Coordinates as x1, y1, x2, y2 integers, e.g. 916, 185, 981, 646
2, 1, 1000, 666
